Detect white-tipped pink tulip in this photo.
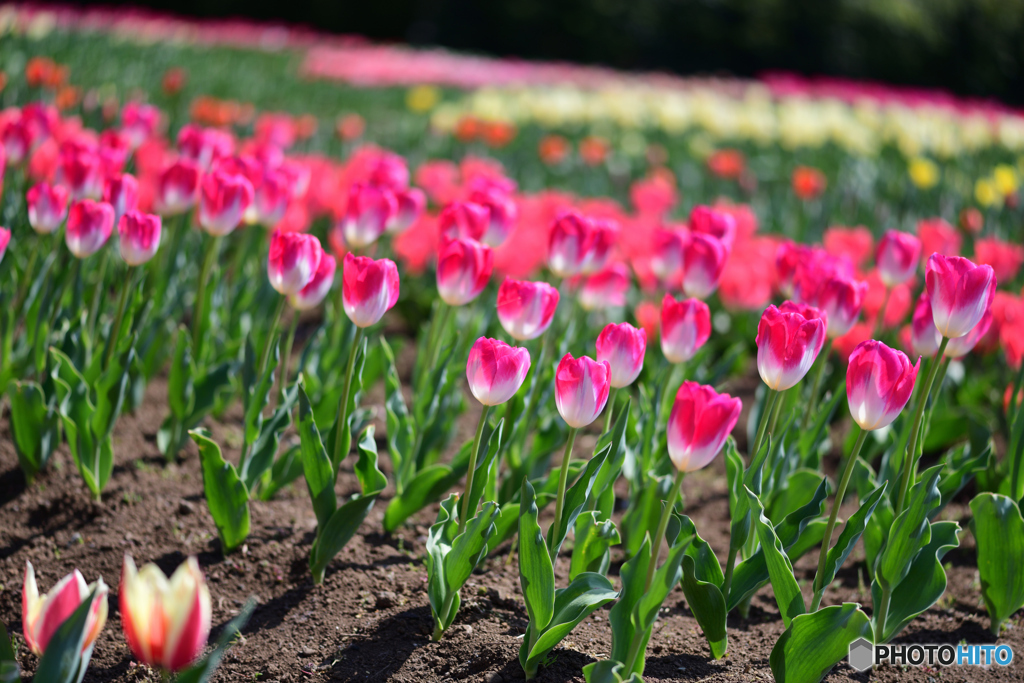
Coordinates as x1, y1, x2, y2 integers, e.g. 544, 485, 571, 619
846, 341, 920, 431
925, 253, 996, 339
555, 353, 611, 429
466, 337, 532, 406
118, 211, 161, 266
66, 199, 114, 259
290, 253, 337, 311
342, 252, 400, 328
667, 382, 742, 472
267, 230, 323, 296
496, 277, 559, 341
596, 322, 647, 388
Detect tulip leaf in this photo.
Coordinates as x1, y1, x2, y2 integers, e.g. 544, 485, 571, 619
190, 429, 250, 554
381, 336, 415, 490
245, 381, 299, 491
0, 621, 20, 683
769, 603, 872, 683
167, 327, 195, 420
383, 463, 458, 533
239, 333, 280, 480
6, 379, 60, 481
820, 481, 888, 591
725, 437, 749, 554
935, 442, 991, 518
426, 495, 460, 633
768, 468, 826, 524
175, 597, 256, 683
485, 501, 521, 555
876, 464, 944, 590
969, 493, 1024, 635
465, 418, 503, 519
297, 385, 337, 528
746, 486, 805, 627
547, 443, 610, 557
677, 517, 727, 658
583, 660, 643, 683
33, 585, 101, 683
519, 479, 556, 634
570, 511, 620, 580
607, 536, 652, 669
520, 572, 618, 678
258, 443, 304, 501
797, 381, 845, 469
326, 334, 367, 471
621, 472, 674, 558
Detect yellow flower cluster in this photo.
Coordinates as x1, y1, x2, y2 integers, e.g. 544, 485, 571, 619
429, 83, 1024, 159
975, 164, 1021, 207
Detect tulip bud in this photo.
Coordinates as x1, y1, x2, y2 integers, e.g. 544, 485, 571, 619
268, 230, 323, 296
681, 232, 728, 299
120, 555, 211, 672
342, 252, 400, 327
120, 102, 161, 149
469, 185, 517, 247
177, 124, 233, 171
756, 304, 827, 391
946, 310, 992, 359
437, 236, 493, 306
660, 294, 711, 364
650, 227, 685, 282
290, 253, 336, 311
596, 322, 647, 388
0, 227, 9, 265
580, 217, 617, 275
58, 141, 103, 200
846, 341, 920, 431
27, 181, 69, 234
548, 211, 591, 278
814, 275, 868, 338
667, 381, 742, 472
909, 293, 942, 357
155, 159, 201, 217
339, 182, 397, 249
555, 353, 611, 429
118, 211, 161, 266
438, 201, 489, 242
1, 116, 32, 165
387, 188, 426, 235
466, 337, 532, 406
578, 263, 630, 311
876, 230, 922, 287
103, 173, 139, 226
66, 199, 114, 259
254, 167, 292, 227
925, 254, 996, 339
496, 277, 559, 341
23, 561, 108, 658
689, 205, 737, 252
199, 170, 254, 236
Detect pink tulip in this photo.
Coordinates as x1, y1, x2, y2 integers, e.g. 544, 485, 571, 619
27, 181, 69, 234
120, 102, 161, 149
290, 253, 336, 311
253, 167, 292, 227
975, 237, 1024, 284
946, 310, 992, 359
779, 300, 829, 332
368, 151, 410, 191
660, 294, 711, 364
120, 555, 211, 672
1, 116, 32, 165
177, 124, 233, 170
342, 252, 400, 327
118, 211, 161, 266
776, 241, 814, 298
596, 322, 647, 388
268, 230, 323, 296
437, 236, 493, 306
681, 232, 728, 299
917, 218, 962, 263
468, 184, 517, 247
496, 277, 559, 341
555, 353, 611, 428
548, 210, 591, 278
388, 188, 426, 235
650, 227, 685, 282
876, 230, 922, 287
925, 254, 996, 339
339, 182, 397, 249
667, 381, 742, 472
66, 199, 115, 258
59, 140, 104, 200
466, 337, 532, 406
0, 227, 9, 265
438, 201, 489, 242
756, 304, 827, 390
199, 170, 254, 236
909, 293, 942, 357
103, 173, 139, 226
154, 159, 201, 217
689, 205, 737, 251
581, 217, 618, 275
579, 263, 630, 311
814, 275, 868, 338
846, 341, 920, 431
23, 561, 108, 657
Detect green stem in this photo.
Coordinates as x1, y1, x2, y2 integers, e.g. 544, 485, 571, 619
258, 295, 288, 382
801, 339, 833, 429
86, 248, 109, 343
426, 302, 454, 379
548, 427, 579, 557
103, 267, 134, 369
645, 468, 685, 589
872, 287, 892, 339
513, 329, 555, 466
192, 234, 222, 359
279, 312, 300, 391
751, 388, 779, 460
895, 336, 949, 516
14, 244, 40, 313
331, 326, 365, 468
721, 547, 739, 603
810, 427, 868, 612
874, 584, 892, 643
459, 405, 492, 535
1008, 364, 1024, 499
604, 387, 619, 434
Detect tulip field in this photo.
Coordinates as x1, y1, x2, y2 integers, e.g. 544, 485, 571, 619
3, 6, 1024, 683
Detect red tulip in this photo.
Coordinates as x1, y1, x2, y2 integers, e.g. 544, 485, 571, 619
23, 561, 108, 658
437, 236, 493, 306
667, 381, 742, 472
103, 173, 139, 226
555, 353, 611, 428
846, 341, 919, 431
27, 181, 69, 234
813, 275, 868, 338
342, 252, 400, 327
876, 230, 922, 287
496, 277, 559, 341
975, 237, 1024, 284
66, 199, 114, 258
120, 555, 211, 672
154, 159, 201, 217
680, 232, 728, 299
579, 263, 630, 311
199, 170, 254, 236
438, 201, 489, 242
388, 188, 426, 235
689, 205, 736, 251
756, 304, 827, 390
268, 230, 323, 296
660, 294, 711, 364
596, 322, 647, 388
466, 337, 532, 406
925, 254, 996, 339
917, 218, 961, 263
118, 211, 161, 266
792, 166, 827, 200
290, 253, 336, 311
339, 182, 397, 249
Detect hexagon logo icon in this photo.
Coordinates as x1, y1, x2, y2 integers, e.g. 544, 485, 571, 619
848, 637, 874, 671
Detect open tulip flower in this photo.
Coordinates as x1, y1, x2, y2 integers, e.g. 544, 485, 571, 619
925, 253, 996, 340
496, 276, 559, 341
23, 561, 108, 658
66, 199, 115, 259
120, 555, 211, 672
27, 181, 70, 234
661, 294, 711, 364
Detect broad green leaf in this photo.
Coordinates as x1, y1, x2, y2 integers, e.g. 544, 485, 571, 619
582, 661, 642, 683
353, 426, 388, 496
297, 385, 337, 529
876, 464, 943, 590
935, 443, 991, 518
622, 473, 673, 557
630, 524, 693, 673
426, 495, 460, 632
725, 437, 749, 554
167, 327, 195, 420
569, 512, 620, 580
547, 444, 610, 556
0, 620, 20, 683
768, 468, 826, 524
310, 493, 379, 583
33, 586, 101, 683
244, 382, 299, 490
438, 501, 499, 632
681, 555, 728, 658
519, 480, 555, 633
769, 603, 872, 683
746, 486, 804, 627
383, 464, 458, 532
607, 537, 652, 669
258, 444, 304, 501
820, 481, 887, 590
465, 418, 503, 519
6, 379, 59, 480
190, 430, 250, 554
175, 597, 255, 683
797, 381, 845, 468
969, 493, 1024, 634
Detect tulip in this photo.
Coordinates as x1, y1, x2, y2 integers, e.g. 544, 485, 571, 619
103, 173, 139, 226
339, 182, 396, 249
812, 341, 919, 612
925, 254, 996, 340
66, 199, 114, 259
496, 277, 559, 341
154, 159, 201, 217
1, 116, 32, 165
388, 187, 426, 235
342, 252, 400, 328
177, 124, 233, 170
917, 218, 961, 263
667, 381, 741, 473
946, 310, 992, 359
823, 226, 874, 269
596, 322, 647, 389
814, 275, 867, 338
580, 217, 618, 275
909, 293, 942, 358
253, 167, 292, 227
547, 210, 592, 278
680, 232, 728, 299
975, 237, 1024, 285
118, 211, 161, 266
27, 181, 69, 234
660, 294, 711, 364
649, 227, 685, 283
689, 205, 736, 251
438, 201, 489, 242
755, 304, 826, 391
578, 263, 630, 311
466, 337, 532, 407
268, 230, 323, 297
120, 555, 211, 672
290, 253, 336, 311
199, 170, 254, 236
59, 143, 103, 201
120, 102, 161, 149
469, 185, 517, 247
368, 151, 410, 191
0, 227, 9, 265
23, 562, 108, 658
437, 236, 493, 306
876, 230, 922, 287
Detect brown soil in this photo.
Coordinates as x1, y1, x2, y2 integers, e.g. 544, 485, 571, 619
1, 369, 1021, 683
